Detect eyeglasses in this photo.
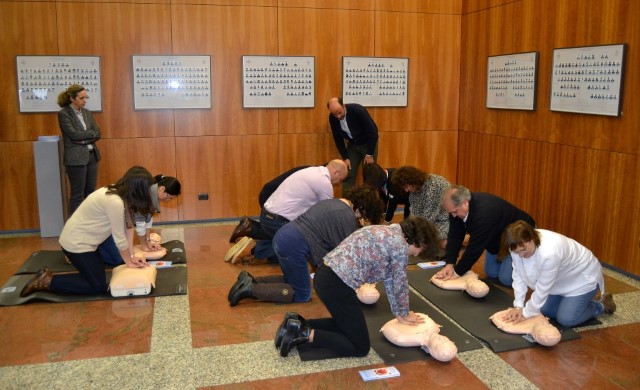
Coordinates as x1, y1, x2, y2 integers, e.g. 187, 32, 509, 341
77, 96, 90, 100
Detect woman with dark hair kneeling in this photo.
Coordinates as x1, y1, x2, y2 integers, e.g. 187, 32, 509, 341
275, 216, 439, 358
499, 220, 615, 328
20, 166, 155, 296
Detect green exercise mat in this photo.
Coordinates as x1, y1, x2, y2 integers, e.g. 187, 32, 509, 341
15, 240, 187, 275
0, 266, 187, 306
407, 269, 593, 352
298, 284, 482, 363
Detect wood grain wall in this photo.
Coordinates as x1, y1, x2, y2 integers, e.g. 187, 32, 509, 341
0, 0, 460, 229
2, 0, 638, 274
459, 0, 640, 273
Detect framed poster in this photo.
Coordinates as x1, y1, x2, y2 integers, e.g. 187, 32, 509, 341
17, 56, 102, 113
342, 57, 408, 107
132, 55, 211, 110
242, 56, 315, 108
550, 44, 626, 116
486, 51, 538, 110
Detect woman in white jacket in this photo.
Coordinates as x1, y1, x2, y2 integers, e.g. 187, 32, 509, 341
499, 220, 615, 327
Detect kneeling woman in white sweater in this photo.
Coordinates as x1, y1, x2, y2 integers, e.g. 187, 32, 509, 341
499, 220, 615, 328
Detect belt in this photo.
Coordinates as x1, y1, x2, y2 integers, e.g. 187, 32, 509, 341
263, 209, 289, 222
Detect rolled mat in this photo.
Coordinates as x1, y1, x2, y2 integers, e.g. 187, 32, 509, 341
298, 284, 482, 363
15, 240, 187, 275
0, 266, 187, 306
407, 269, 596, 352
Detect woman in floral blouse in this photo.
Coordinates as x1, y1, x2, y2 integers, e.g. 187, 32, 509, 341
390, 166, 450, 251
275, 216, 439, 358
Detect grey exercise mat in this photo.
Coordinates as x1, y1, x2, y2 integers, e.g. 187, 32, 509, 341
407, 269, 590, 352
0, 266, 187, 306
15, 240, 187, 274
298, 284, 482, 363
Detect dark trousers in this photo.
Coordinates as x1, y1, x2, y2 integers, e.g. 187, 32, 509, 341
51, 249, 109, 294
310, 264, 371, 357
65, 152, 99, 215
343, 141, 378, 191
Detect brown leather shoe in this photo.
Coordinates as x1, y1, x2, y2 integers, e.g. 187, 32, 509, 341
20, 266, 53, 297
229, 216, 253, 243
238, 255, 269, 266
602, 293, 616, 314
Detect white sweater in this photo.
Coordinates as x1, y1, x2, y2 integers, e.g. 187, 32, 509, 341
59, 187, 128, 253
511, 229, 605, 318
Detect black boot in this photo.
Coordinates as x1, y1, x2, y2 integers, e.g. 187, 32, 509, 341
229, 275, 257, 307
279, 318, 311, 357
255, 274, 286, 284
274, 312, 307, 349
252, 283, 294, 303
227, 271, 255, 302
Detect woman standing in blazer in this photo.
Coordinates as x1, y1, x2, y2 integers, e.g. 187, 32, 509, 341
57, 84, 101, 215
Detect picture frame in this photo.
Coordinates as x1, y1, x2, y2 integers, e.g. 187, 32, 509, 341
16, 56, 102, 113
242, 55, 315, 108
549, 43, 626, 116
132, 55, 211, 110
486, 51, 538, 111
342, 56, 409, 107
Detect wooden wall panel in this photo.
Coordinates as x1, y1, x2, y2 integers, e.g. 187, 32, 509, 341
55, 3, 175, 140
0, 142, 39, 231
0, 2, 58, 142
277, 7, 375, 134
175, 135, 279, 220
460, 0, 639, 154
277, 133, 341, 170
377, 0, 462, 14
459, 0, 640, 273
378, 130, 458, 183
171, 5, 279, 137
457, 132, 640, 274
96, 137, 179, 223
374, 11, 460, 132
278, 0, 373, 10
462, 0, 519, 14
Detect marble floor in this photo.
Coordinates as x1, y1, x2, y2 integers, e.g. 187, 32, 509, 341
0, 221, 639, 389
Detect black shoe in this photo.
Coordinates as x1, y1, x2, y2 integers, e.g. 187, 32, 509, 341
279, 318, 311, 357
229, 274, 256, 307
228, 271, 255, 302
275, 312, 306, 349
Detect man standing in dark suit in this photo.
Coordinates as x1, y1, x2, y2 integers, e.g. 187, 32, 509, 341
327, 97, 379, 191
435, 184, 536, 287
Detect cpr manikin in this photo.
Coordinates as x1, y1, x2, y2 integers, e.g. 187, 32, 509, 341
490, 309, 561, 346
356, 283, 380, 304
380, 313, 458, 362
430, 270, 489, 298
133, 232, 166, 260
109, 263, 157, 297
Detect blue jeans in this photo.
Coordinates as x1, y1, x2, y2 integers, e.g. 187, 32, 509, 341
273, 223, 312, 302
484, 251, 513, 287
52, 249, 109, 294
252, 208, 289, 263
541, 286, 603, 327
97, 235, 125, 266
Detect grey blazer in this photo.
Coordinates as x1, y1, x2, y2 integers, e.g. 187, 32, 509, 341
58, 105, 101, 165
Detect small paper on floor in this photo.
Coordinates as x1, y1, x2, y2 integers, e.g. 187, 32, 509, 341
359, 366, 400, 381
417, 261, 445, 269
